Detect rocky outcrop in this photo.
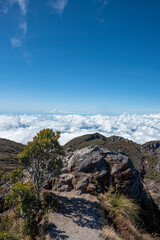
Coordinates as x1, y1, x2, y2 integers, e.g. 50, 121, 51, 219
53, 146, 110, 194
52, 145, 160, 233
64, 133, 144, 176
104, 150, 143, 199
143, 178, 160, 205
53, 145, 143, 200
141, 141, 160, 200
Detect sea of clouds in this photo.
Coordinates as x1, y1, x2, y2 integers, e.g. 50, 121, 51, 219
0, 113, 160, 145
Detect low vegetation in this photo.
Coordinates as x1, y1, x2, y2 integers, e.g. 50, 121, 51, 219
0, 191, 58, 239
18, 129, 64, 200
101, 226, 121, 240
0, 213, 27, 240
98, 187, 157, 240
0, 129, 64, 239
0, 132, 160, 239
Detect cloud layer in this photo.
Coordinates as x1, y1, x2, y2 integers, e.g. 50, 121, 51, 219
0, 113, 160, 145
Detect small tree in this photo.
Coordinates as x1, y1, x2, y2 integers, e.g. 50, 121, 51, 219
5, 180, 36, 219
18, 129, 64, 200
5, 180, 37, 235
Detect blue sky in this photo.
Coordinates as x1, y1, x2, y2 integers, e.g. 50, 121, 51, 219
0, 0, 160, 114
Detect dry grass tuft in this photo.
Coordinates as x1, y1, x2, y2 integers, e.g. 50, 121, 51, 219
98, 187, 139, 223
101, 226, 121, 240
98, 187, 157, 240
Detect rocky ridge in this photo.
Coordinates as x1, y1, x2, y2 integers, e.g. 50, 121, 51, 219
64, 133, 160, 205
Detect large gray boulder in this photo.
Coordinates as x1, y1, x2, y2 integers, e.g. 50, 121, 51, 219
143, 178, 160, 205
53, 145, 110, 194
53, 145, 143, 199
68, 145, 107, 173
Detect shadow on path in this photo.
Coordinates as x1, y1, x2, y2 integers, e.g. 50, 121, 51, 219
46, 193, 102, 239
56, 195, 101, 229
46, 223, 69, 240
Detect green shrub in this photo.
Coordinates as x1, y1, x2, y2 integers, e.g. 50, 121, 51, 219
5, 180, 37, 236
0, 214, 18, 240
9, 168, 25, 184
0, 232, 16, 240
18, 129, 64, 200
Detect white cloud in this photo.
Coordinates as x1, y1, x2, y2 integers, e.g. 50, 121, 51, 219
19, 21, 27, 35
0, 1, 28, 47
17, 0, 27, 15
10, 21, 27, 47
11, 0, 28, 15
0, 113, 160, 145
0, 0, 28, 15
10, 37, 22, 47
51, 0, 68, 15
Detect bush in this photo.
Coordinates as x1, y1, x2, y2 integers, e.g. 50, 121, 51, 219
0, 232, 16, 240
5, 180, 37, 236
18, 129, 64, 200
0, 214, 19, 240
9, 168, 25, 184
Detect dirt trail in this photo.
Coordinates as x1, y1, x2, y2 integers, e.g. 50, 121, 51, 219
45, 191, 104, 240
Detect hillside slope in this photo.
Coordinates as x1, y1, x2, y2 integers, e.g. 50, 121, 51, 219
0, 138, 24, 183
